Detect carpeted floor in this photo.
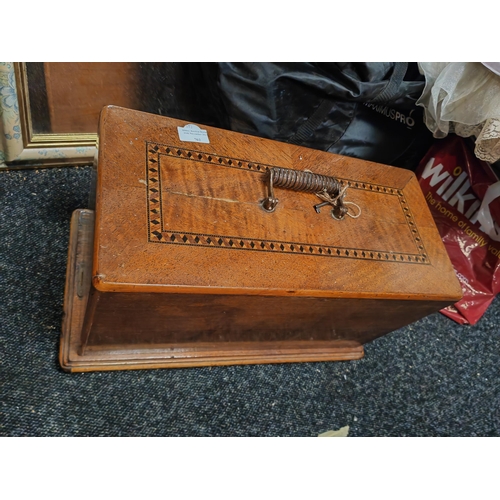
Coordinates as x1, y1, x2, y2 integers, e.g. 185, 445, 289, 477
1, 166, 499, 437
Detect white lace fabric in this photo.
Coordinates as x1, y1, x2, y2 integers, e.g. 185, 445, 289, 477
417, 62, 500, 163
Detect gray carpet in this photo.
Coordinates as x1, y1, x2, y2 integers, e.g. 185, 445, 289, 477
1, 166, 499, 436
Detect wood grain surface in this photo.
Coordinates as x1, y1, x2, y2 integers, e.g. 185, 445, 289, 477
93, 106, 462, 301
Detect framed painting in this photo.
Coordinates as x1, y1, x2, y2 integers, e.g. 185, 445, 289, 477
1, 62, 199, 168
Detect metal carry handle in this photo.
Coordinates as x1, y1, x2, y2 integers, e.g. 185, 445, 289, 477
261, 167, 361, 220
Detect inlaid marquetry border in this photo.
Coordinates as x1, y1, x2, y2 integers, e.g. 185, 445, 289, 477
145, 143, 430, 265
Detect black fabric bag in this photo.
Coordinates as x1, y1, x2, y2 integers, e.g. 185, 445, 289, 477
141, 62, 434, 171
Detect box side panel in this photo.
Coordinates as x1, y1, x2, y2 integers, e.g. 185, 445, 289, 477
84, 291, 453, 348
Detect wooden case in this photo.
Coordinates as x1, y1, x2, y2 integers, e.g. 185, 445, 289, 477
60, 106, 462, 372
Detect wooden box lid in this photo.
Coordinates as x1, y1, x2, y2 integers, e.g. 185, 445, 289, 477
92, 106, 462, 302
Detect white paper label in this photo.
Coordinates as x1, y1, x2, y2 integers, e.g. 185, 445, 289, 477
177, 124, 210, 143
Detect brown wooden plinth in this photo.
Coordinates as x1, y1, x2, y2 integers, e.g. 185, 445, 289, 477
60, 210, 364, 372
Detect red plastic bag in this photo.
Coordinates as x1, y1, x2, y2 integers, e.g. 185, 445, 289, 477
415, 135, 500, 325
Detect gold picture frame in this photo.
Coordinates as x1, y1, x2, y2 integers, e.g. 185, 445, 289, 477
1, 62, 97, 169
